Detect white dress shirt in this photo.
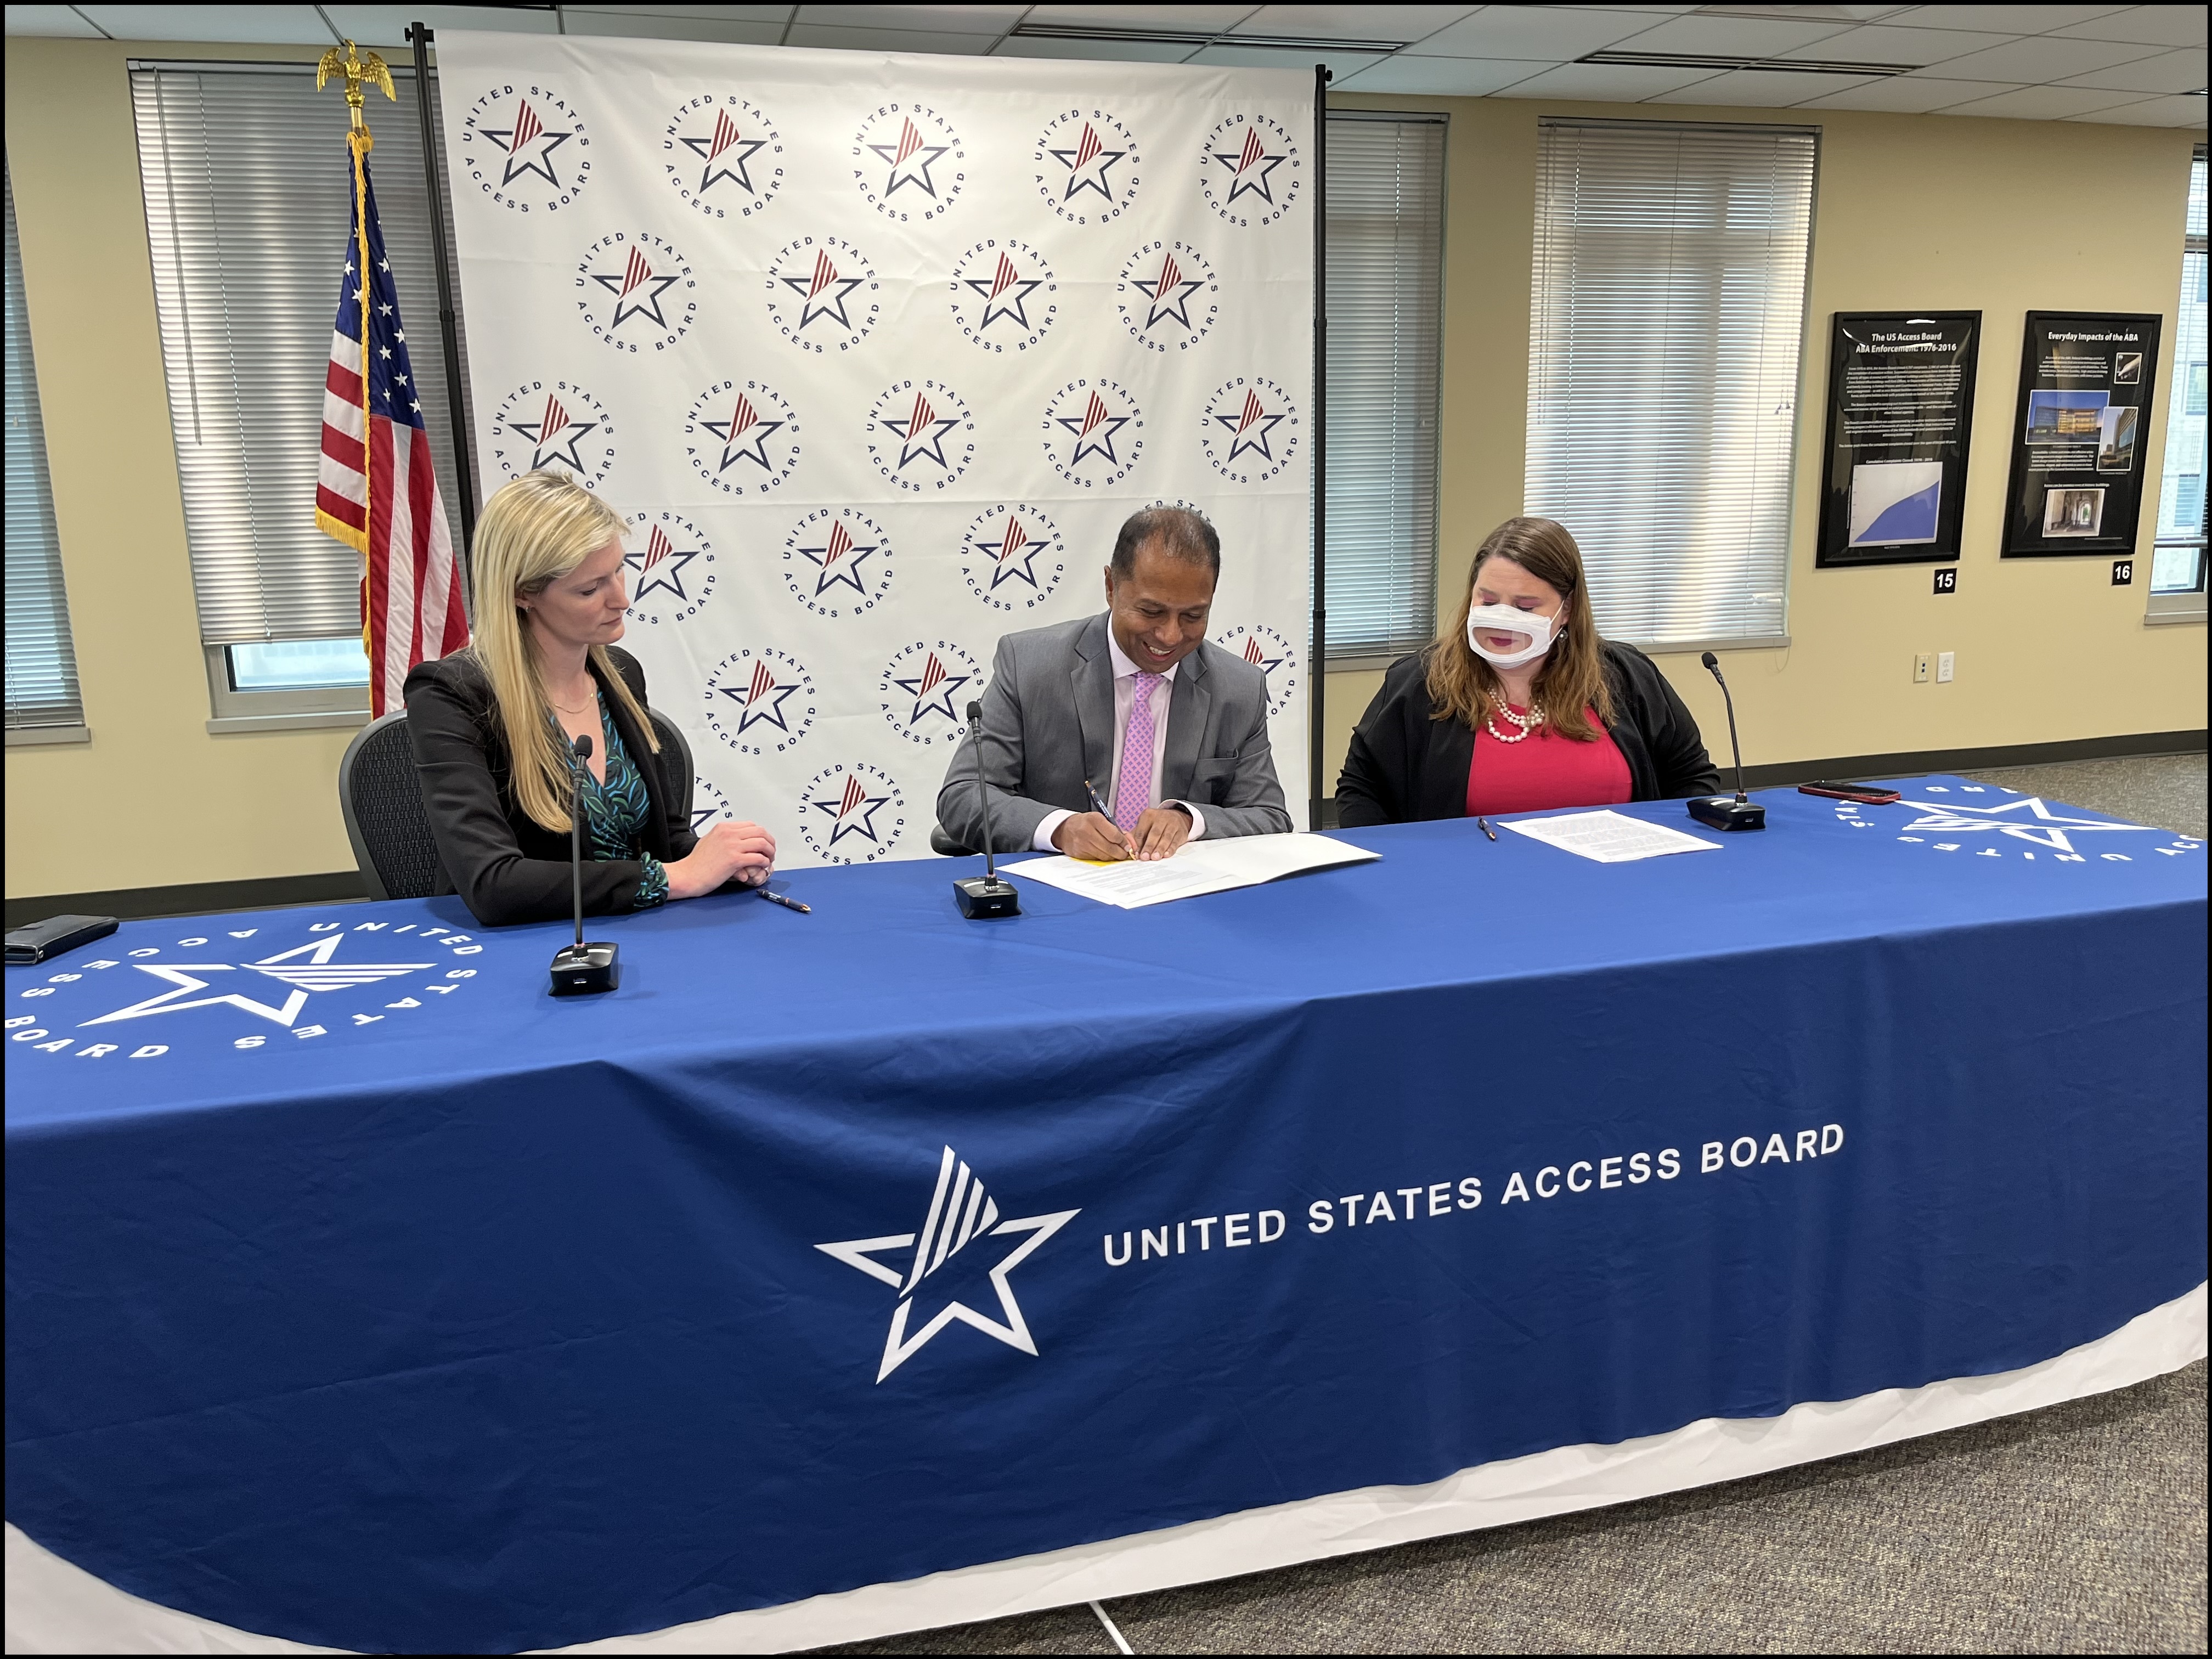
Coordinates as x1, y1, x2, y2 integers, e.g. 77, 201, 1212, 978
1031, 634, 1207, 851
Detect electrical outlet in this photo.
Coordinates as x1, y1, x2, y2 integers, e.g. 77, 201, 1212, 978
1937, 651, 1955, 684
1914, 653, 1933, 684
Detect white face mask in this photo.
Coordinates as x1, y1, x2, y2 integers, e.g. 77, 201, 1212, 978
1465, 601, 1562, 669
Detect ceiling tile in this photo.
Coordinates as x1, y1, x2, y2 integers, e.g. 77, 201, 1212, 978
1233, 6, 1475, 40
1022, 4, 1255, 30
1773, 25, 2019, 67
2058, 47, 2207, 93
991, 35, 1199, 61
3, 6, 109, 36
1905, 34, 2165, 82
1188, 41, 1391, 77
1881, 5, 2131, 30
796, 4, 1022, 31
77, 4, 334, 42
782, 23, 992, 51
2053, 7, 2209, 47
1793, 75, 2024, 111
562, 12, 787, 44
1488, 60, 1728, 100
1595, 12, 1861, 56
2064, 92, 2211, 123
574, 4, 794, 19
1333, 53, 1544, 94
1938, 82, 2159, 116
324, 7, 563, 48
1646, 69, 1882, 106
1402, 7, 1678, 61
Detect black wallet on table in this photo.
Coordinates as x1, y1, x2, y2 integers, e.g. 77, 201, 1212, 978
4, 915, 120, 965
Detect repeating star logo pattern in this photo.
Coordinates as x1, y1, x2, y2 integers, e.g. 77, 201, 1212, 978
589, 244, 682, 332
797, 517, 879, 598
1048, 120, 1125, 204
974, 515, 1049, 592
1058, 389, 1131, 468
1893, 791, 2168, 854
811, 771, 893, 848
1130, 251, 1204, 331
508, 392, 599, 473
1213, 386, 1287, 462
1211, 123, 1285, 206
483, 98, 573, 190
624, 523, 698, 604
721, 657, 801, 735
699, 390, 783, 474
961, 251, 1043, 334
817, 1145, 1080, 1381
891, 651, 971, 727
680, 105, 767, 196
869, 115, 950, 200
882, 391, 962, 471
783, 249, 867, 331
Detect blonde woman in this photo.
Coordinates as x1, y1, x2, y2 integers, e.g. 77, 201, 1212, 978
405, 472, 775, 926
1336, 516, 1719, 825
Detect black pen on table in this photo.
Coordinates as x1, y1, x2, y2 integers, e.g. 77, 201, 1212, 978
1477, 816, 1498, 842
758, 885, 810, 915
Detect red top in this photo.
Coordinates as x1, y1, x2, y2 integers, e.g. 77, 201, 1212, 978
1466, 705, 1632, 817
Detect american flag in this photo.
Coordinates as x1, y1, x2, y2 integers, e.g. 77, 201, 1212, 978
315, 132, 467, 716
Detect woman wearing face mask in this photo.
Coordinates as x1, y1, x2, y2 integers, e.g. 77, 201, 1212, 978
1336, 516, 1719, 826
405, 470, 777, 926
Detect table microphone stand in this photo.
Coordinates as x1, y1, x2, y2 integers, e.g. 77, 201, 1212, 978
551, 733, 623, 993
952, 701, 1020, 919
1686, 651, 1766, 832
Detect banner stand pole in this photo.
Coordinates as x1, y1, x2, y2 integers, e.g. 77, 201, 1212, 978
1310, 63, 1330, 831
405, 22, 479, 605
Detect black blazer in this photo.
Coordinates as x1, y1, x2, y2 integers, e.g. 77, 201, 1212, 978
404, 647, 698, 927
1336, 641, 1722, 827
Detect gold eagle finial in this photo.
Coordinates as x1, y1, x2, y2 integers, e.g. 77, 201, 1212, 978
316, 40, 398, 132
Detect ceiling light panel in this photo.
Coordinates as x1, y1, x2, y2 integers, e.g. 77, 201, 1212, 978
1404, 6, 1684, 60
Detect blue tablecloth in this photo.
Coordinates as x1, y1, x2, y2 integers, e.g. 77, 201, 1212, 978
7, 780, 2205, 1653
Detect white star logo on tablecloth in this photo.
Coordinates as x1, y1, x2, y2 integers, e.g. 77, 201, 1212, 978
1895, 793, 2166, 854
817, 1146, 1079, 1381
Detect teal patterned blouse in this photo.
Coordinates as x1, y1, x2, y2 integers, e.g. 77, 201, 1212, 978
559, 692, 668, 910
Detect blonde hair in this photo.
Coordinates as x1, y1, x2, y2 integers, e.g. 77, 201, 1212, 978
1425, 516, 1612, 742
467, 471, 656, 834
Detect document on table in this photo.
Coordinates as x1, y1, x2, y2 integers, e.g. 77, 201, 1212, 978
1005, 832, 1380, 909
1500, 809, 1724, 864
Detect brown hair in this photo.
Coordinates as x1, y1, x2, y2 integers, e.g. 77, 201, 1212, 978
1425, 516, 1612, 741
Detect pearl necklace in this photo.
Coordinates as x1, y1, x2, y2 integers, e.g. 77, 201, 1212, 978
1485, 692, 1544, 744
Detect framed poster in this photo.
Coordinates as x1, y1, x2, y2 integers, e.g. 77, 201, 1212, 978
1815, 312, 1980, 568
2002, 311, 2163, 557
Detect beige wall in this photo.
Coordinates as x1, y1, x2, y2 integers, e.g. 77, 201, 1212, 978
1321, 90, 2206, 789
5, 37, 2204, 899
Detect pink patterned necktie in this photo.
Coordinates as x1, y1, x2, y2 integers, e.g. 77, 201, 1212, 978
1113, 673, 1165, 830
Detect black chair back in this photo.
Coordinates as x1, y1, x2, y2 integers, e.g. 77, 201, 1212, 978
651, 710, 695, 828
338, 712, 445, 902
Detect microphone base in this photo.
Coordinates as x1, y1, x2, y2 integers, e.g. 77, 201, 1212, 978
550, 941, 622, 996
1688, 797, 1767, 832
953, 876, 1022, 919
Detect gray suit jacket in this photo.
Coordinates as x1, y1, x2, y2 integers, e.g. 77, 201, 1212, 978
936, 613, 1293, 852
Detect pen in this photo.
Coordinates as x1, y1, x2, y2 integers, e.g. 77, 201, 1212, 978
758, 888, 811, 915
1083, 777, 1138, 855
1477, 817, 1498, 842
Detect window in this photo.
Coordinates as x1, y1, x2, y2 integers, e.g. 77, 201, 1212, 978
2149, 145, 2207, 620
1526, 120, 1815, 651
129, 61, 473, 729
1325, 112, 1445, 663
4, 153, 88, 744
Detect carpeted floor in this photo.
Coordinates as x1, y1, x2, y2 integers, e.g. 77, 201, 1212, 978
817, 754, 2209, 1657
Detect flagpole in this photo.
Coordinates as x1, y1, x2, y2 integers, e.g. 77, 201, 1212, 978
408, 22, 478, 606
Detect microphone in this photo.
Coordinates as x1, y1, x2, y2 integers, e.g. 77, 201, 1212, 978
550, 733, 624, 994
1686, 651, 1766, 833
951, 699, 1020, 919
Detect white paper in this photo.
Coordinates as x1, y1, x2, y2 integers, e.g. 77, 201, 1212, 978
1005, 833, 1379, 909
1499, 810, 1723, 864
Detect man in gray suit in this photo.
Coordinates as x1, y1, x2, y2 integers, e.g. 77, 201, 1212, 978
937, 507, 1291, 861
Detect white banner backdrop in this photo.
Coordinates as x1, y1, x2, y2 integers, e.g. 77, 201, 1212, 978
434, 31, 1313, 867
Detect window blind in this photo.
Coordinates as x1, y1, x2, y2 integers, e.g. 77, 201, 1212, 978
1325, 112, 1445, 662
1527, 119, 1814, 650
5, 154, 87, 733
129, 63, 475, 646
2149, 148, 2205, 597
